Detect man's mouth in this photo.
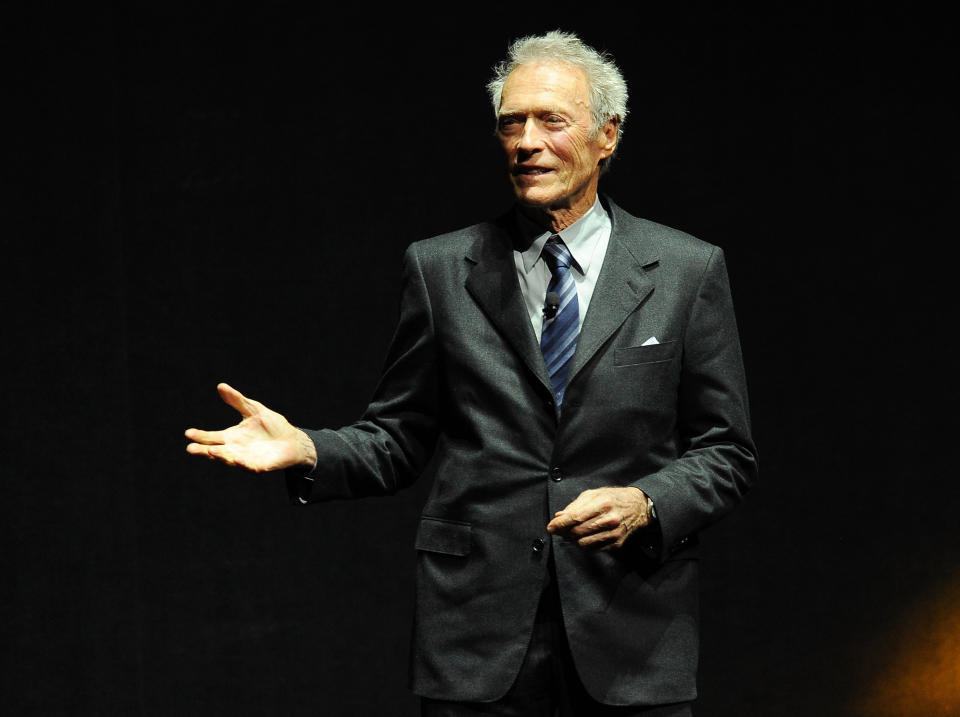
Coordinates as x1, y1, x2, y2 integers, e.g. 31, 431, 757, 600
514, 166, 554, 176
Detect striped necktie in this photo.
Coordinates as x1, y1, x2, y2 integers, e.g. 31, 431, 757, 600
540, 237, 580, 411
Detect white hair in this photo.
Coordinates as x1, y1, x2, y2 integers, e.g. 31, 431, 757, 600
486, 30, 629, 170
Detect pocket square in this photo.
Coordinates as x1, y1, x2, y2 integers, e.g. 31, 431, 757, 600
641, 336, 659, 346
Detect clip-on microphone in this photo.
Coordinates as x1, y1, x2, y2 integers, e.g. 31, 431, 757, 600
542, 291, 560, 320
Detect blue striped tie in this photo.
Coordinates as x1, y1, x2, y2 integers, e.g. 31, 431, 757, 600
540, 237, 580, 411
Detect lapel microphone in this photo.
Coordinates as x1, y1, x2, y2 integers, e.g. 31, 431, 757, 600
543, 291, 560, 320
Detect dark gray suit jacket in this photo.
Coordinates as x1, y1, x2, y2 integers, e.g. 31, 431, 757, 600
290, 196, 757, 706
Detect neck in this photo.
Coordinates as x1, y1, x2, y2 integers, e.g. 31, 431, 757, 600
518, 182, 599, 234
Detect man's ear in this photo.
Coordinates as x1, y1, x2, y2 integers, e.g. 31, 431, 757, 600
598, 117, 619, 159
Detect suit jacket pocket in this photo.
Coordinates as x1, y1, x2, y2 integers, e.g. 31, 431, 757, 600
614, 340, 677, 366
415, 516, 472, 556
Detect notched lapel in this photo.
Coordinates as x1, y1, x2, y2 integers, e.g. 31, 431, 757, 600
464, 223, 553, 394
567, 200, 659, 384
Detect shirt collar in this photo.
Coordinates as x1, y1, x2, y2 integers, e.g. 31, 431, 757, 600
516, 197, 610, 275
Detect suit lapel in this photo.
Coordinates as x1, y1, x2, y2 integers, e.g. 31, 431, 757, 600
567, 199, 659, 385
464, 220, 553, 395
463, 200, 660, 397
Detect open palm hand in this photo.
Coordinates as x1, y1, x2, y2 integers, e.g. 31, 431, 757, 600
185, 383, 316, 473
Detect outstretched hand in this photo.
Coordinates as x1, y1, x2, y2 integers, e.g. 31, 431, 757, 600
546, 486, 653, 551
185, 383, 317, 473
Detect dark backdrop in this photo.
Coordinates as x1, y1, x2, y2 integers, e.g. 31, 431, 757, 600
5, 4, 958, 716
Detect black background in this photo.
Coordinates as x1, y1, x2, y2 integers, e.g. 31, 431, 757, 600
5, 4, 958, 716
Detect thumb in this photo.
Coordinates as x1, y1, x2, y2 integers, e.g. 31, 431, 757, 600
217, 383, 256, 418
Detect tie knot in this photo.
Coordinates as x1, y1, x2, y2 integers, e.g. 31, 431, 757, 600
542, 237, 574, 275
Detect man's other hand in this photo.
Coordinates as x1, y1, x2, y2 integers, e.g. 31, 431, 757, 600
185, 383, 317, 473
546, 486, 653, 550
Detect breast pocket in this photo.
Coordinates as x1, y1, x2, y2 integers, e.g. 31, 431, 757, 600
613, 340, 678, 367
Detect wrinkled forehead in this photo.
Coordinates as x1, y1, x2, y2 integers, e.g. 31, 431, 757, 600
499, 62, 592, 115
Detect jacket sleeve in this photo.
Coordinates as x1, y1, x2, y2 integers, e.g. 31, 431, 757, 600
286, 243, 440, 503
632, 246, 758, 556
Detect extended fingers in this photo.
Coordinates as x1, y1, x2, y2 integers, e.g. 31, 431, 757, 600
184, 427, 225, 445
186, 441, 242, 467
186, 441, 222, 459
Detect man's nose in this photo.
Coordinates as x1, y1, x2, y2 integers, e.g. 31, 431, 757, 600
517, 118, 544, 152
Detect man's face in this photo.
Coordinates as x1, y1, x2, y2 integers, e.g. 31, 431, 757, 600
497, 62, 617, 212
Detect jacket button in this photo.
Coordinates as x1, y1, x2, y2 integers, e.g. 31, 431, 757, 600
532, 538, 545, 553
550, 467, 563, 482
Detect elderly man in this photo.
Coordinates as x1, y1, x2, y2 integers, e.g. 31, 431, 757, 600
186, 31, 756, 716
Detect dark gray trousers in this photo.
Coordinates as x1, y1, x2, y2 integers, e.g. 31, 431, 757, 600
421, 573, 693, 717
